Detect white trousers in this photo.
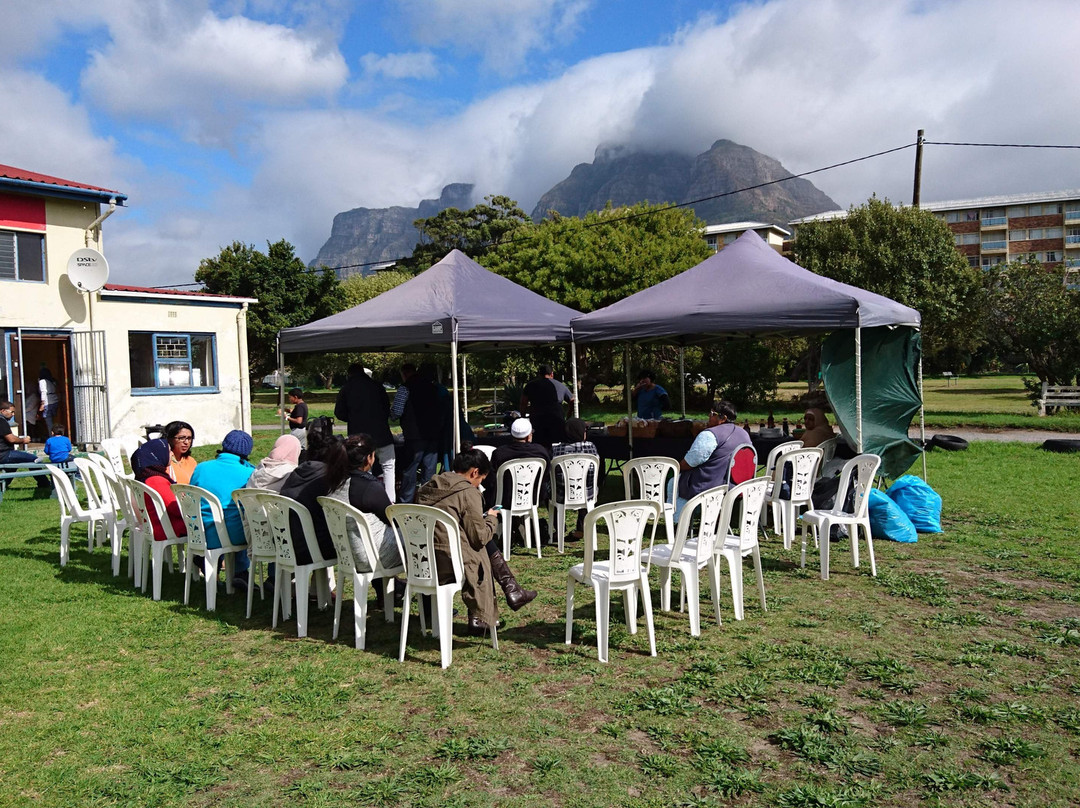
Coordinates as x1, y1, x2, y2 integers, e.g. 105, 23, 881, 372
376, 442, 396, 503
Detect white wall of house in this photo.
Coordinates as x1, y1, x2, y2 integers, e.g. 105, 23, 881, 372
0, 187, 253, 448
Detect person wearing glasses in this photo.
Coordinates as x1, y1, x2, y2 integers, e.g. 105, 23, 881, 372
165, 421, 198, 484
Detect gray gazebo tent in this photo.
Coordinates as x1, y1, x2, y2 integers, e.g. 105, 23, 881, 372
278, 249, 582, 452
570, 231, 924, 477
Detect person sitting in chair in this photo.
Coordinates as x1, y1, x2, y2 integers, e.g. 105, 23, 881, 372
417, 448, 536, 636
800, 407, 836, 448
673, 400, 751, 520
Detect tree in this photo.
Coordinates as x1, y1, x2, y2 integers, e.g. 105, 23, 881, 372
482, 203, 713, 402
983, 259, 1080, 385
793, 197, 983, 366
410, 195, 530, 269
195, 240, 344, 384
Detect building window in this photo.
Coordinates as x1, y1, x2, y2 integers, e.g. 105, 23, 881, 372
0, 230, 46, 282
129, 332, 218, 393
1007, 205, 1027, 218
967, 255, 980, 268
954, 233, 979, 246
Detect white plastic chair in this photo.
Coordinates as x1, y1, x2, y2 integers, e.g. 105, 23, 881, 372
92, 456, 143, 580
129, 479, 188, 601
713, 477, 770, 621
388, 503, 497, 668
493, 457, 546, 558
764, 447, 823, 550
622, 456, 678, 545
232, 488, 278, 618
100, 437, 138, 479
473, 445, 496, 460
44, 465, 111, 568
759, 440, 802, 531
800, 453, 882, 580
73, 456, 121, 567
255, 492, 335, 638
173, 484, 248, 611
117, 476, 153, 587
565, 499, 661, 663
319, 496, 406, 650
83, 454, 133, 576
548, 453, 600, 554
648, 486, 727, 637
816, 437, 840, 478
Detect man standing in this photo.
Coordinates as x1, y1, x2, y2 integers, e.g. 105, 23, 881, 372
390, 363, 441, 503
284, 388, 309, 449
521, 364, 569, 449
632, 370, 669, 420
335, 362, 396, 502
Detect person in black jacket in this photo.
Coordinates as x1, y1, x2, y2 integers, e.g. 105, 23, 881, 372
390, 363, 442, 503
335, 362, 396, 501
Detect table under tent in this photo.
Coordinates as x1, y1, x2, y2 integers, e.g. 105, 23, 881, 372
569, 231, 925, 480
276, 249, 583, 453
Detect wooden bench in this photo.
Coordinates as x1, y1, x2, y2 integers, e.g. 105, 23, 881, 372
942, 371, 959, 386
1037, 383, 1080, 416
0, 461, 77, 505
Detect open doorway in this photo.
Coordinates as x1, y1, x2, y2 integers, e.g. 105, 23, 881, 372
7, 332, 74, 443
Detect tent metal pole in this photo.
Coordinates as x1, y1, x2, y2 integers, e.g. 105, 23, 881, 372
461, 354, 469, 418
451, 325, 460, 458
570, 337, 580, 419
277, 334, 286, 436
679, 346, 686, 419
625, 343, 633, 455
919, 350, 927, 481
855, 327, 863, 452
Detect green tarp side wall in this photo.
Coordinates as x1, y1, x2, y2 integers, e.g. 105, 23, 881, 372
822, 326, 923, 479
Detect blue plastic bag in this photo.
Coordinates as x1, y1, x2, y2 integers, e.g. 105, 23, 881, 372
868, 488, 918, 543
886, 475, 943, 533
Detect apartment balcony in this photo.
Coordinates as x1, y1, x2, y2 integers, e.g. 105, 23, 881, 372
1065, 235, 1080, 245
980, 217, 1007, 228
1066, 257, 1080, 268
980, 240, 1007, 252
1065, 210, 1080, 223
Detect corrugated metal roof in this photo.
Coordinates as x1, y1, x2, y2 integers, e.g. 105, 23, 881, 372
0, 163, 127, 203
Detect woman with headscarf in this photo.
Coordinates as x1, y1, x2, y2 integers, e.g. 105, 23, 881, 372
165, 420, 198, 484
131, 438, 186, 541
246, 434, 302, 493
801, 408, 836, 448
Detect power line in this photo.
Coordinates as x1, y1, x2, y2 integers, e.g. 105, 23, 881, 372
925, 140, 1080, 149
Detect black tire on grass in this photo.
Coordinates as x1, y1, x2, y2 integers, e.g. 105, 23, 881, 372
1040, 439, 1080, 453
931, 434, 969, 451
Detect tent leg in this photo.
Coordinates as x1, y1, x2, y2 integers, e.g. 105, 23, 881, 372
918, 351, 927, 482
277, 337, 286, 435
462, 355, 469, 421
854, 327, 863, 453
625, 344, 633, 456
570, 339, 580, 419
679, 347, 686, 419
451, 335, 461, 457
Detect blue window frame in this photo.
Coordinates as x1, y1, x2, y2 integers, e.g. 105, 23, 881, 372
129, 332, 219, 395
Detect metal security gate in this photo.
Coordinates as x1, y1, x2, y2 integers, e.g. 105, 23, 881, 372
72, 330, 110, 446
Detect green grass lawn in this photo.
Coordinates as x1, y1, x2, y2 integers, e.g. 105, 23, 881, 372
1, 443, 1078, 806
252, 375, 1080, 433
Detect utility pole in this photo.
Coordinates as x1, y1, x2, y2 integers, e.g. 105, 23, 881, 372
912, 129, 925, 208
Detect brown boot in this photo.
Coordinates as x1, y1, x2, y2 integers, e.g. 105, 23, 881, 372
488, 548, 537, 611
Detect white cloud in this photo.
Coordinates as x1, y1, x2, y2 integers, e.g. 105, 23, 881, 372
80, 9, 348, 144
360, 51, 439, 80
0, 67, 132, 190
394, 0, 592, 75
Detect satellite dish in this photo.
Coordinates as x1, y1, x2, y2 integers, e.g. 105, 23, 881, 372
67, 248, 110, 292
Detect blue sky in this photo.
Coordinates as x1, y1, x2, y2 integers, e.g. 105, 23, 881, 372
2, 0, 1078, 286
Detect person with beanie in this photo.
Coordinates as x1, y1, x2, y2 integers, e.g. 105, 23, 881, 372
189, 429, 255, 587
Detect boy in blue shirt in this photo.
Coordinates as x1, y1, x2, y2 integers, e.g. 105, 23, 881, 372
44, 425, 73, 463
